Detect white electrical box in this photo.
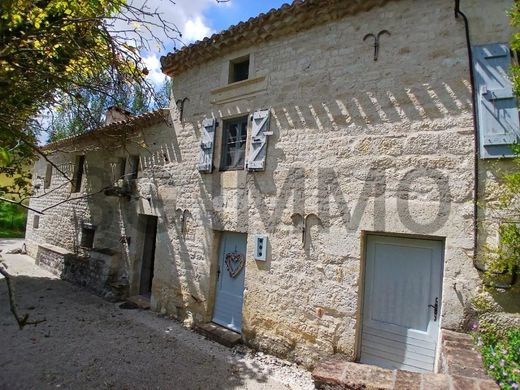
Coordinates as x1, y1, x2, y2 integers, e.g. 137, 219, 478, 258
254, 234, 268, 261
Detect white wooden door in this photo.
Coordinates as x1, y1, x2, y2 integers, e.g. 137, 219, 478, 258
361, 235, 443, 373
213, 232, 247, 333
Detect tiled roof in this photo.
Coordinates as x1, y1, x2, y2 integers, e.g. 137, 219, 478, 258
43, 108, 170, 151
161, 0, 395, 76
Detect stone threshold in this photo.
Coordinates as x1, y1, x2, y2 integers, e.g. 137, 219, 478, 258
313, 330, 499, 390
194, 322, 242, 348
312, 359, 498, 390
124, 295, 151, 310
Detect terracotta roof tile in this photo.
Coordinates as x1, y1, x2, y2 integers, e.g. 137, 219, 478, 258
43, 108, 170, 151
161, 0, 395, 76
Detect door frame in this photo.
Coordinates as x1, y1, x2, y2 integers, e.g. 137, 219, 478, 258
355, 231, 445, 372
211, 230, 247, 333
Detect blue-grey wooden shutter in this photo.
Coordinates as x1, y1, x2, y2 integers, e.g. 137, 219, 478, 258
246, 109, 272, 171
198, 118, 216, 173
473, 43, 520, 158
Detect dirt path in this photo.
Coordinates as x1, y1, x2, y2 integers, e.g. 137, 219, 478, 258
0, 239, 314, 390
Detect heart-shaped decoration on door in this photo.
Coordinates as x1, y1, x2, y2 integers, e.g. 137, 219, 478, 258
224, 252, 245, 278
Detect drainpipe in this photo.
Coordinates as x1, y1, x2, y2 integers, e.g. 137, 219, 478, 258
454, 0, 480, 268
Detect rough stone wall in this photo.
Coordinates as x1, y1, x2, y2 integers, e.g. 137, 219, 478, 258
24, 129, 167, 299
24, 0, 517, 368
148, 0, 480, 367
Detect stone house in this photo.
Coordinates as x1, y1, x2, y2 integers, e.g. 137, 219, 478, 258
25, 0, 519, 372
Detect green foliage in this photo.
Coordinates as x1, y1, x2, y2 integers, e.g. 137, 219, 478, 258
0, 0, 177, 198
48, 77, 171, 142
482, 8, 520, 281
476, 329, 520, 389
0, 202, 27, 238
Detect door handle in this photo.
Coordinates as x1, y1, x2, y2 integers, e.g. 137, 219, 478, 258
217, 268, 221, 281
428, 297, 439, 321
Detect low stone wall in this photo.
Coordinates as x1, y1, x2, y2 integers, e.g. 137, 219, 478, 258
36, 244, 128, 301
36, 243, 73, 276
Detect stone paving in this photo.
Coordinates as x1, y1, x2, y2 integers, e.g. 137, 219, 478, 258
312, 330, 498, 390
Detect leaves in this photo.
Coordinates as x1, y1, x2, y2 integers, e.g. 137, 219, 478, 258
0, 0, 178, 199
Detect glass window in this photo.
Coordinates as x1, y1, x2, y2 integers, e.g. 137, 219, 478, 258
221, 116, 248, 171
228, 56, 249, 83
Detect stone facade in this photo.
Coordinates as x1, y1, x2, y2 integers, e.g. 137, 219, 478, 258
25, 0, 518, 369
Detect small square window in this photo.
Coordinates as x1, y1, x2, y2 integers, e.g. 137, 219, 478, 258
33, 215, 40, 229
228, 55, 249, 83
220, 116, 248, 171
80, 224, 96, 249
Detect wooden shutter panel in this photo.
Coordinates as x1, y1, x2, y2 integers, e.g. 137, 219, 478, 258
246, 109, 272, 171
473, 43, 520, 158
198, 118, 216, 173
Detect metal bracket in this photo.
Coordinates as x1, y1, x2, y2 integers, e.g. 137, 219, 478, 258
363, 30, 391, 61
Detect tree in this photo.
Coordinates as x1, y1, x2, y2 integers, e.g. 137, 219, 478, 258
47, 77, 171, 142
0, 0, 179, 200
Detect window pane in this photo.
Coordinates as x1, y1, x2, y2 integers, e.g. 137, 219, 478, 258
221, 117, 248, 170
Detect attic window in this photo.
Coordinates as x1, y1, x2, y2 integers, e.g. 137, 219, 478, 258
228, 55, 249, 83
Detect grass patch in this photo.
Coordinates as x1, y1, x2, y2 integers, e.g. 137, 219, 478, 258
0, 202, 27, 238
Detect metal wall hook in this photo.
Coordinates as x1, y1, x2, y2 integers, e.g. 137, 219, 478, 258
175, 97, 189, 122
363, 30, 391, 61
291, 213, 323, 247
175, 208, 191, 237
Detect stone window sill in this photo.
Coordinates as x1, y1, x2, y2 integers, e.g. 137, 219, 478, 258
210, 76, 267, 105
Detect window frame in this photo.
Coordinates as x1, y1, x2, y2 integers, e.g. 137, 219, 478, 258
44, 163, 52, 189
220, 115, 249, 171
228, 55, 250, 84
33, 215, 40, 229
128, 155, 140, 180
71, 155, 85, 193
80, 223, 96, 249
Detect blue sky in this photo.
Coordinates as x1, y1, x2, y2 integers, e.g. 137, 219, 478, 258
144, 0, 287, 83
206, 1, 288, 33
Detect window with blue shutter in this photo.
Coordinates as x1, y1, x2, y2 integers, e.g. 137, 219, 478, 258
198, 118, 216, 173
473, 43, 520, 158
246, 109, 272, 171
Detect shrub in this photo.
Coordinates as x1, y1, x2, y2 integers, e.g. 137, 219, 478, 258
477, 328, 520, 389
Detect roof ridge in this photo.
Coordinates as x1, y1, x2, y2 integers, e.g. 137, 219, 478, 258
43, 108, 170, 152
161, 0, 395, 76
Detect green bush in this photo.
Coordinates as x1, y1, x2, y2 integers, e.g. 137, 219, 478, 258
476, 328, 520, 389
0, 202, 27, 238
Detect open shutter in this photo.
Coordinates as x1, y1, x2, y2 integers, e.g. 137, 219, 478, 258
246, 109, 272, 171
473, 43, 520, 158
198, 118, 216, 173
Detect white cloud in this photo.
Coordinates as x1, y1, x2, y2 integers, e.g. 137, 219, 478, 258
118, 0, 217, 85
143, 54, 167, 85
184, 16, 214, 42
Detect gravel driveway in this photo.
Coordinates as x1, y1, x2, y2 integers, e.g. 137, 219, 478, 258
0, 239, 314, 390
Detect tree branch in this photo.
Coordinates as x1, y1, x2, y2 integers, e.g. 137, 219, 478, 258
0, 261, 46, 330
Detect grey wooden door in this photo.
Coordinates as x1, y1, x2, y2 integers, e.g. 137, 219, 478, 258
213, 232, 247, 333
361, 235, 443, 373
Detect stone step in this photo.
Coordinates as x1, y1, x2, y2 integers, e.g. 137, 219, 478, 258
124, 295, 151, 310
312, 357, 499, 390
194, 322, 242, 348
